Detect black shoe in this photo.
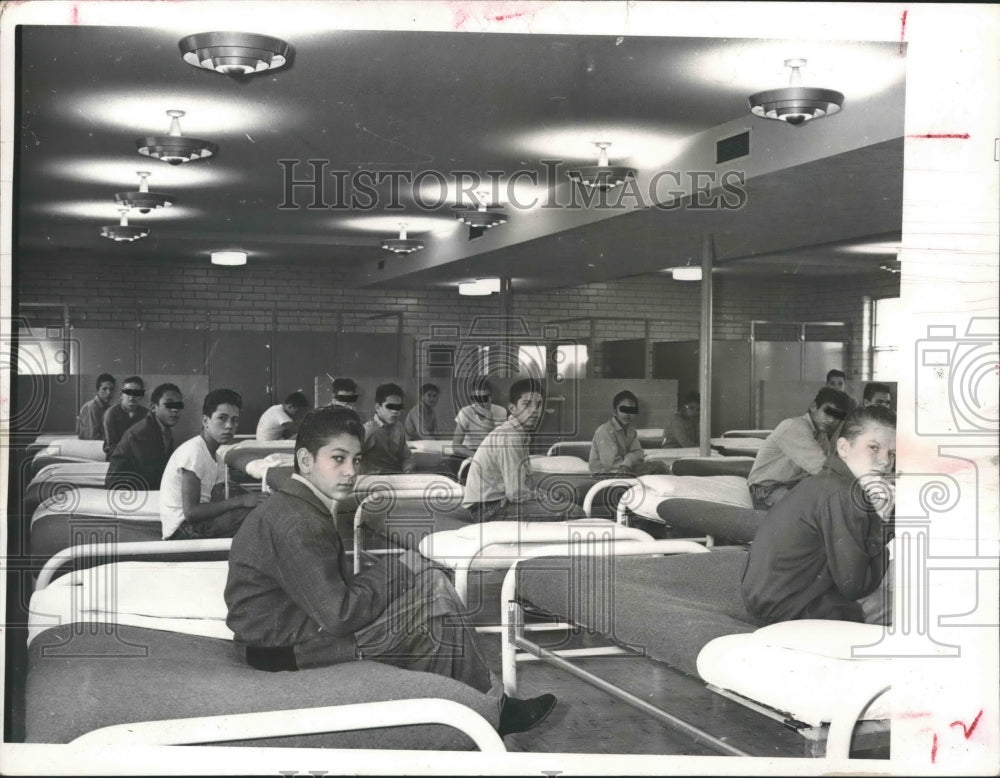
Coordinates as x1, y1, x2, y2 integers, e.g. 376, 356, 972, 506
498, 692, 557, 736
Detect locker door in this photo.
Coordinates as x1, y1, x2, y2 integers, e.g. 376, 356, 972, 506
752, 341, 802, 383
802, 342, 844, 383
711, 341, 752, 435
207, 331, 272, 436
275, 331, 335, 407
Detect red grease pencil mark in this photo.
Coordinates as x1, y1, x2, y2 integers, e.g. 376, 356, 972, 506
931, 732, 939, 763
453, 3, 536, 30
899, 10, 908, 54
907, 133, 971, 139
71, 4, 79, 24
895, 710, 933, 719
488, 11, 530, 22
950, 709, 983, 739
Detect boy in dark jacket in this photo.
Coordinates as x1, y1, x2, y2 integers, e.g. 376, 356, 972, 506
741, 405, 896, 625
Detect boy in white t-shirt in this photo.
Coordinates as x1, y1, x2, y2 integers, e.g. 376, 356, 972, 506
256, 391, 310, 440
160, 388, 267, 540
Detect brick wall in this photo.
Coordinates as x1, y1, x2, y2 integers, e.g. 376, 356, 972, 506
17, 254, 883, 377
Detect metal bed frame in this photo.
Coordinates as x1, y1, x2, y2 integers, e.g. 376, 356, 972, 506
498, 540, 892, 759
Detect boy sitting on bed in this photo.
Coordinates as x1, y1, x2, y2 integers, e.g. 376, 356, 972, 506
329, 376, 360, 410
77, 372, 115, 440
256, 390, 310, 441
359, 382, 415, 474
463, 378, 585, 522
589, 389, 670, 476
224, 405, 557, 737
159, 389, 266, 540
746, 387, 853, 510
741, 405, 896, 625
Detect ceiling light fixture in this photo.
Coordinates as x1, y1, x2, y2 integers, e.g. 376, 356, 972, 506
456, 192, 508, 230
100, 209, 150, 242
568, 142, 637, 190
458, 278, 502, 296
211, 251, 247, 266
748, 59, 844, 126
114, 171, 175, 213
669, 260, 702, 282
179, 31, 291, 77
136, 110, 218, 166
380, 223, 424, 255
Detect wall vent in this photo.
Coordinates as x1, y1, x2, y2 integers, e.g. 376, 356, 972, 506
717, 130, 750, 164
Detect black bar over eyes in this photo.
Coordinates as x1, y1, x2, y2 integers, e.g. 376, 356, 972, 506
617, 405, 640, 414
335, 394, 359, 402
164, 401, 184, 410
383, 403, 404, 411
122, 388, 145, 397
822, 406, 847, 420
472, 393, 491, 401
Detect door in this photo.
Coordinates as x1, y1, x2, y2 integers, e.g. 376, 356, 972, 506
140, 329, 206, 375
207, 331, 272, 436
275, 331, 335, 407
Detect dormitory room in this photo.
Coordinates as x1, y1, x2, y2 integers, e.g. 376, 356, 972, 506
3, 5, 999, 775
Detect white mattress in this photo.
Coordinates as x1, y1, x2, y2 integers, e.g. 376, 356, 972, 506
418, 518, 656, 569
355, 473, 462, 495
32, 487, 160, 526
29, 462, 110, 488
697, 621, 894, 727
216, 438, 296, 465
529, 455, 592, 474
28, 561, 233, 647
621, 475, 753, 519
244, 453, 295, 480
671, 456, 755, 464
407, 439, 454, 455
644, 447, 721, 462
35, 439, 106, 461
712, 437, 764, 451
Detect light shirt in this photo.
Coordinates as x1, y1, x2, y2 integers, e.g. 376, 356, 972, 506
454, 403, 508, 450
589, 417, 645, 474
290, 472, 337, 515
77, 395, 111, 440
256, 404, 293, 441
747, 412, 831, 488
160, 435, 227, 539
403, 403, 438, 441
462, 417, 535, 506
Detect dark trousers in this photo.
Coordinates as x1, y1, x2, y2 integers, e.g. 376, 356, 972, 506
169, 506, 252, 540
354, 567, 493, 692
246, 566, 494, 694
